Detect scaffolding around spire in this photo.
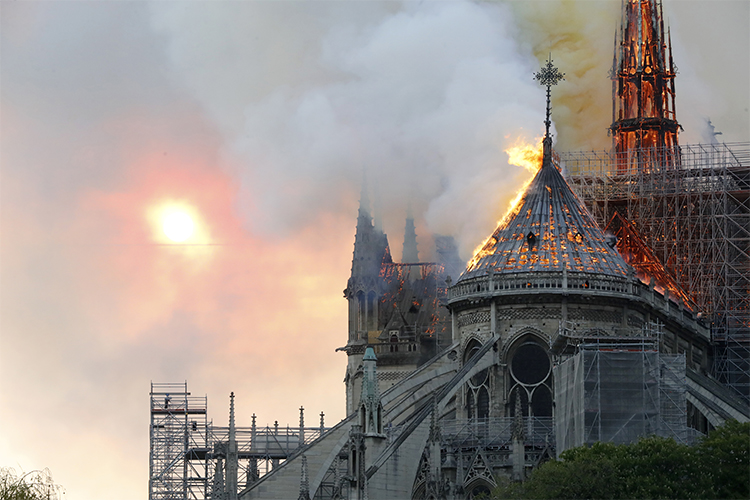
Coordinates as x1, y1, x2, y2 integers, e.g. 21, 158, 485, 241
563, 140, 750, 401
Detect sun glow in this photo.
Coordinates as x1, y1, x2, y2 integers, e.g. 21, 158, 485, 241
163, 210, 195, 242
148, 202, 206, 246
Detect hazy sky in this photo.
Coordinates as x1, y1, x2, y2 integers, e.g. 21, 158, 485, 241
1, 1, 747, 498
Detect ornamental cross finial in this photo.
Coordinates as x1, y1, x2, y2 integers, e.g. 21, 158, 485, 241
534, 55, 565, 142
534, 55, 565, 87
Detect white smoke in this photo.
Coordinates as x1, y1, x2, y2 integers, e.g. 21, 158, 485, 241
150, 1, 547, 258
149, 0, 749, 259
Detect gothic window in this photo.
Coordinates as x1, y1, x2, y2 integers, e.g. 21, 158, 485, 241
477, 386, 490, 419
508, 340, 553, 418
357, 291, 366, 332
531, 385, 553, 417
625, 82, 638, 119
464, 339, 490, 420
390, 331, 399, 353
367, 291, 377, 330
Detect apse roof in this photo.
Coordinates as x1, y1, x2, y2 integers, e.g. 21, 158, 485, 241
458, 150, 631, 283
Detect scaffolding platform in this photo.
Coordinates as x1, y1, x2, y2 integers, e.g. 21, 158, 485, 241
563, 142, 750, 401
149, 382, 209, 500
554, 346, 689, 455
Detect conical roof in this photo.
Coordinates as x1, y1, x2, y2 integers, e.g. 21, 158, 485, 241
458, 148, 631, 282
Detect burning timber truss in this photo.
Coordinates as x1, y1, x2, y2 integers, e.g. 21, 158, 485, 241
563, 141, 750, 400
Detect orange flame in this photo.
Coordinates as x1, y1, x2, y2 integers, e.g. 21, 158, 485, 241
506, 137, 543, 172
466, 138, 543, 270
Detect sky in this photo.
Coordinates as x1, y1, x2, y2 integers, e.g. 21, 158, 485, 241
0, 0, 747, 498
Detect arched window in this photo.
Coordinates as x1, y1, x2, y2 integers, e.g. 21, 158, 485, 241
531, 385, 553, 417
642, 81, 654, 117
464, 339, 490, 420
389, 331, 399, 353
356, 292, 366, 332
507, 339, 553, 418
367, 291, 377, 330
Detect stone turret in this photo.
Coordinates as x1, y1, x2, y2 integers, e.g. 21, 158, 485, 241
342, 179, 392, 414
402, 207, 419, 264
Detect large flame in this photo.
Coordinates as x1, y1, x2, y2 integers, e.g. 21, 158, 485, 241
466, 138, 543, 270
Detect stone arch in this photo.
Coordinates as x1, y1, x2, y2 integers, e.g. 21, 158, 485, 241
503, 330, 553, 418
501, 328, 549, 364
463, 449, 497, 499
410, 451, 429, 500
460, 333, 489, 364
462, 337, 492, 420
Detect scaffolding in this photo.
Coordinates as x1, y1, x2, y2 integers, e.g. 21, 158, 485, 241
149, 383, 332, 500
206, 414, 330, 498
554, 345, 690, 455
562, 141, 750, 401
149, 382, 209, 500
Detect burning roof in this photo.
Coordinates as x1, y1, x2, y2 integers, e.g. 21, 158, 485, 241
459, 57, 633, 284
459, 154, 632, 282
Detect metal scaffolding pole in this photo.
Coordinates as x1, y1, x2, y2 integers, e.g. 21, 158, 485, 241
563, 142, 750, 401
149, 382, 209, 500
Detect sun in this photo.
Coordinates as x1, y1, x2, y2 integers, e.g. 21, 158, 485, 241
162, 210, 195, 242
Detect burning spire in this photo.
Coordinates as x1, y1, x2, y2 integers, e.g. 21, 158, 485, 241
611, 0, 679, 170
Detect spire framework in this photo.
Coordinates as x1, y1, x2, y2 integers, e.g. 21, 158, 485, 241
611, 0, 679, 173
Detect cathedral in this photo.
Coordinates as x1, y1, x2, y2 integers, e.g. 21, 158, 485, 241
148, 1, 749, 499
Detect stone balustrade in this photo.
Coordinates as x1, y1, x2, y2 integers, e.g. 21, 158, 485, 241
448, 271, 634, 301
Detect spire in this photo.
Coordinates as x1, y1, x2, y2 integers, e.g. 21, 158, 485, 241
511, 388, 525, 482
298, 455, 310, 500
533, 55, 565, 171
460, 58, 632, 283
358, 171, 371, 222
212, 458, 226, 500
402, 204, 419, 263
372, 188, 383, 234
229, 392, 236, 437
227, 392, 238, 500
611, 0, 679, 166
349, 172, 392, 282
428, 394, 441, 444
